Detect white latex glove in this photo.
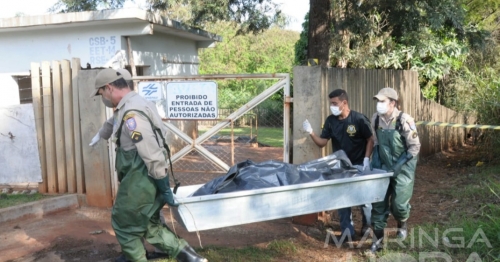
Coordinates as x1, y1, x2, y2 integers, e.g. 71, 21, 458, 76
363, 157, 370, 170
302, 119, 313, 134
89, 133, 101, 147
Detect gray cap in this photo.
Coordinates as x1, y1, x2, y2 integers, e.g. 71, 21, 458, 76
374, 87, 398, 101
90, 68, 123, 98
116, 68, 132, 81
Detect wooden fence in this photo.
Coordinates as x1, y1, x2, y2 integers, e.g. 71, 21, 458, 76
31, 59, 113, 207
293, 67, 474, 163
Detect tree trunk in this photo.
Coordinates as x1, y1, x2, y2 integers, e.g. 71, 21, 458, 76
307, 0, 332, 67
332, 0, 350, 68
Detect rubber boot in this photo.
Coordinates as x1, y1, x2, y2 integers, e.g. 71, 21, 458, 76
361, 225, 371, 237
115, 254, 131, 262
397, 221, 408, 241
176, 245, 207, 262
370, 229, 384, 253
146, 251, 170, 260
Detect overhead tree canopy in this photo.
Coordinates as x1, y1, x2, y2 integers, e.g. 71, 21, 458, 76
199, 21, 299, 108
50, 0, 284, 35
49, 0, 125, 13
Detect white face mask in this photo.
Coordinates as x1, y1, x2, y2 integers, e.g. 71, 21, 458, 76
377, 101, 389, 114
330, 105, 342, 116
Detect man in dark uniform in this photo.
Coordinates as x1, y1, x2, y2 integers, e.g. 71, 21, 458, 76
302, 89, 374, 240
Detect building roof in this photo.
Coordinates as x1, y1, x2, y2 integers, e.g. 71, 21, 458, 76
0, 8, 222, 42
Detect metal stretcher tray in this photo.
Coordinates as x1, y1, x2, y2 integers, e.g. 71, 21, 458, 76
172, 169, 392, 232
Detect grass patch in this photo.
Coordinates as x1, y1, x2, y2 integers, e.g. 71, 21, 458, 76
383, 206, 500, 261
267, 239, 298, 256
199, 246, 278, 262
382, 167, 500, 261
199, 126, 283, 147
0, 193, 53, 209
155, 239, 298, 262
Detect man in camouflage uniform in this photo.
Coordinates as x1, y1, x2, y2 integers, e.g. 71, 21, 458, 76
90, 68, 206, 262
369, 87, 421, 253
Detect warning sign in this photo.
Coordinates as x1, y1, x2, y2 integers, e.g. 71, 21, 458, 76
166, 81, 218, 119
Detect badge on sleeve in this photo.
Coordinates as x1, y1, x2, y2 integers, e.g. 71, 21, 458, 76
412, 131, 418, 139
123, 113, 134, 119
408, 120, 417, 131
131, 131, 143, 143
126, 117, 137, 131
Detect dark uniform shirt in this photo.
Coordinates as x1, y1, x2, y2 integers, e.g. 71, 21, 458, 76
320, 110, 373, 165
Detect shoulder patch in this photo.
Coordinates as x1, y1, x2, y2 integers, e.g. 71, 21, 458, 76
123, 113, 135, 120
407, 120, 417, 131
412, 131, 418, 139
126, 117, 137, 131
131, 131, 143, 143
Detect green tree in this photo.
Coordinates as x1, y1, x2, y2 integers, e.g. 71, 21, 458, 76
294, 13, 309, 65
50, 0, 284, 35
49, 0, 125, 13
199, 21, 299, 108
464, 0, 500, 33
438, 0, 500, 112
307, 0, 332, 67
301, 0, 479, 102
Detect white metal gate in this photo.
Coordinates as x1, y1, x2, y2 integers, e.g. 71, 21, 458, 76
108, 73, 290, 196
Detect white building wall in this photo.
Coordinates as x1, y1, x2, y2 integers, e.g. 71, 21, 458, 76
0, 17, 212, 184
0, 25, 201, 77
128, 34, 199, 76
0, 22, 151, 73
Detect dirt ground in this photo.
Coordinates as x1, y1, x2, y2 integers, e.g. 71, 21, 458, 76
0, 144, 488, 262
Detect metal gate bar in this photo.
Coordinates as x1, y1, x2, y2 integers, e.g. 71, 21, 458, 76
132, 74, 291, 173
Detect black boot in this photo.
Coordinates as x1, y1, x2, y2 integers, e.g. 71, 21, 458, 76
397, 221, 408, 241
115, 254, 131, 262
361, 224, 371, 237
370, 229, 384, 253
176, 245, 207, 262
146, 251, 170, 260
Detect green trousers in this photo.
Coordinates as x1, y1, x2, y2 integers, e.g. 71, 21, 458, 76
371, 127, 417, 230
371, 158, 417, 230
112, 147, 186, 262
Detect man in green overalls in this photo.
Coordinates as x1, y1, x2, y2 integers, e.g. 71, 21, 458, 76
90, 68, 207, 262
89, 68, 171, 260
369, 87, 421, 253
